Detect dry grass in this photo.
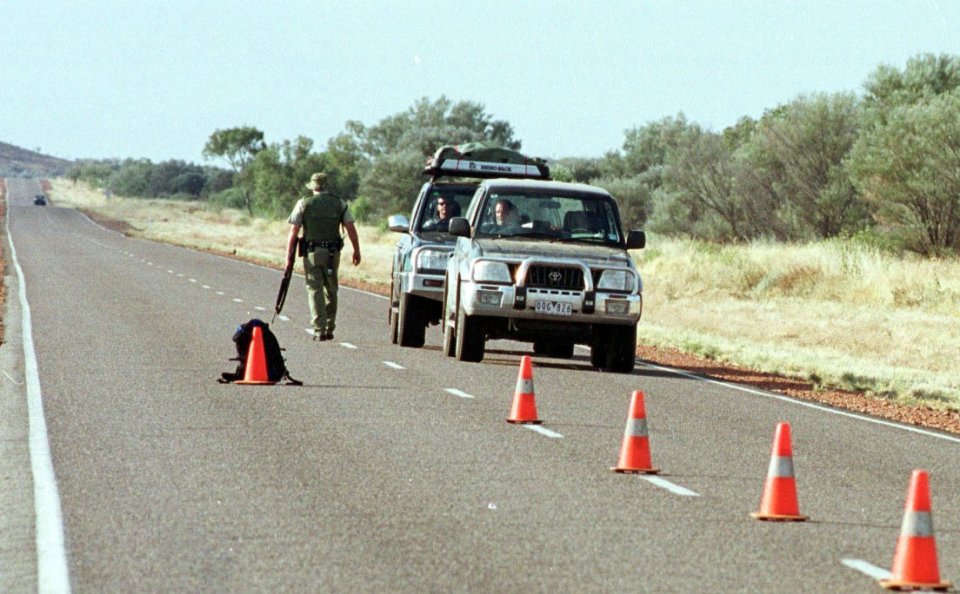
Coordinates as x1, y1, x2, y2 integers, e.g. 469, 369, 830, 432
636, 238, 960, 406
49, 180, 398, 286
49, 180, 960, 407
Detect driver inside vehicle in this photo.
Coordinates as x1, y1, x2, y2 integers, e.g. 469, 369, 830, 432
421, 194, 460, 232
492, 198, 522, 230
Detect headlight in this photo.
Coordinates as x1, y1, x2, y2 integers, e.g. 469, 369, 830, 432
597, 269, 637, 292
472, 260, 512, 284
415, 249, 450, 272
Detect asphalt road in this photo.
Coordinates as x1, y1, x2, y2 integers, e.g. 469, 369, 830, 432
2, 177, 958, 593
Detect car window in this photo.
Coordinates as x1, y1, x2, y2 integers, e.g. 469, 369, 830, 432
416, 188, 473, 234
475, 188, 623, 244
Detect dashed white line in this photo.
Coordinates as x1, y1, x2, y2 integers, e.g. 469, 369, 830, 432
841, 559, 891, 580
383, 361, 405, 370
445, 388, 475, 399
254, 306, 266, 311
232, 298, 243, 303
188, 278, 197, 283
523, 425, 563, 439
277, 315, 290, 322
640, 475, 700, 497
202, 285, 211, 289
339, 342, 357, 349
216, 291, 225, 296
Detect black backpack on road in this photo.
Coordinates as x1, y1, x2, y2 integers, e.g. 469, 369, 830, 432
218, 319, 302, 385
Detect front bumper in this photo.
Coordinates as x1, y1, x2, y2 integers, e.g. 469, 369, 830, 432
459, 256, 642, 325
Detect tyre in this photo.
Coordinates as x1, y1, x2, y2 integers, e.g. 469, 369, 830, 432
455, 303, 485, 362
398, 293, 426, 348
605, 325, 637, 373
389, 306, 399, 344
590, 342, 607, 369
388, 278, 399, 344
441, 277, 456, 357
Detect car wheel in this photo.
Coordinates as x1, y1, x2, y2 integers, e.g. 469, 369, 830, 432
455, 302, 484, 362
606, 325, 637, 373
398, 293, 426, 348
441, 276, 457, 356
388, 281, 399, 344
590, 342, 608, 370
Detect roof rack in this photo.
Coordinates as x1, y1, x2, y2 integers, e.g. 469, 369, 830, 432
423, 142, 550, 181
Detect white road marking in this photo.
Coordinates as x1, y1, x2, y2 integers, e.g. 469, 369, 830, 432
232, 298, 243, 303
277, 315, 290, 322
167, 269, 174, 274
7, 216, 72, 593
177, 273, 184, 277
445, 388, 475, 399
841, 559, 891, 580
254, 306, 266, 311
3, 370, 24, 385
188, 278, 197, 283
216, 291, 225, 296
339, 342, 357, 349
523, 425, 563, 439
383, 361, 405, 370
202, 285, 211, 289
640, 475, 700, 497
636, 360, 960, 444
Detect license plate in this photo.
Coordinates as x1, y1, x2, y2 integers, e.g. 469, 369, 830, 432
535, 300, 572, 316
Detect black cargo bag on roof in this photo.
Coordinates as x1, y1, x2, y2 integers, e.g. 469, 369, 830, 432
218, 319, 302, 385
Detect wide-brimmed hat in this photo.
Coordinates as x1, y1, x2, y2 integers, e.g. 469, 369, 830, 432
305, 172, 328, 191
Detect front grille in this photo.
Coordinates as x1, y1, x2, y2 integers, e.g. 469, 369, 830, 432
526, 265, 584, 290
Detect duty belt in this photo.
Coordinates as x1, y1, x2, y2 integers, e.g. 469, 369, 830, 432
305, 239, 341, 251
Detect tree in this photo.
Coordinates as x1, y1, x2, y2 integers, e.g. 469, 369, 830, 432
850, 90, 960, 254
203, 127, 266, 214
736, 93, 870, 240
658, 125, 751, 241
863, 53, 960, 121
345, 97, 521, 219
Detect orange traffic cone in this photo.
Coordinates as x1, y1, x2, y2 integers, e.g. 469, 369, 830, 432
751, 422, 807, 521
235, 326, 276, 385
611, 390, 659, 474
880, 469, 951, 591
507, 355, 541, 424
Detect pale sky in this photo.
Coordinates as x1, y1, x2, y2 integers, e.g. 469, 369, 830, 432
3, 1, 959, 164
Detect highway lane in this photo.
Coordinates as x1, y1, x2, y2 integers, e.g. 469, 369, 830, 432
1, 177, 958, 592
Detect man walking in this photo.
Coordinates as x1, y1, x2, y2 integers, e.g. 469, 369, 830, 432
286, 172, 361, 341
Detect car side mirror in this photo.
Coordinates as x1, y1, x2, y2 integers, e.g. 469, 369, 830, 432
448, 217, 471, 237
387, 214, 410, 233
626, 230, 646, 250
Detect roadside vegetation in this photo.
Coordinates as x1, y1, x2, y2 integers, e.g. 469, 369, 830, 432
42, 52, 960, 409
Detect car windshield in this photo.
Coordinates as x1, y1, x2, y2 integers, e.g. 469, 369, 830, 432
475, 189, 623, 244
416, 188, 473, 236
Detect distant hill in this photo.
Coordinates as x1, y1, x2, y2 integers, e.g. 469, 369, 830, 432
0, 141, 74, 177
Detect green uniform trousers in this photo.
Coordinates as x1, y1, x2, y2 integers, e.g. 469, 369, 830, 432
303, 247, 340, 335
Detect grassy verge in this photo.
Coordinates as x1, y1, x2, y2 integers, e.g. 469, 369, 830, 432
49, 179, 960, 409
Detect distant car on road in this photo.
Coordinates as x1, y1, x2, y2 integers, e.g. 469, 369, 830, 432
34, 194, 47, 205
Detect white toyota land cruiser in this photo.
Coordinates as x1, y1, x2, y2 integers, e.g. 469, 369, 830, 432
442, 178, 646, 372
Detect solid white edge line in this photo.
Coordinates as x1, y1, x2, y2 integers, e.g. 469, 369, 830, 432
640, 475, 700, 497
523, 425, 563, 439
383, 361, 405, 370
636, 359, 960, 444
841, 558, 891, 580
445, 388, 475, 399
7, 208, 72, 593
